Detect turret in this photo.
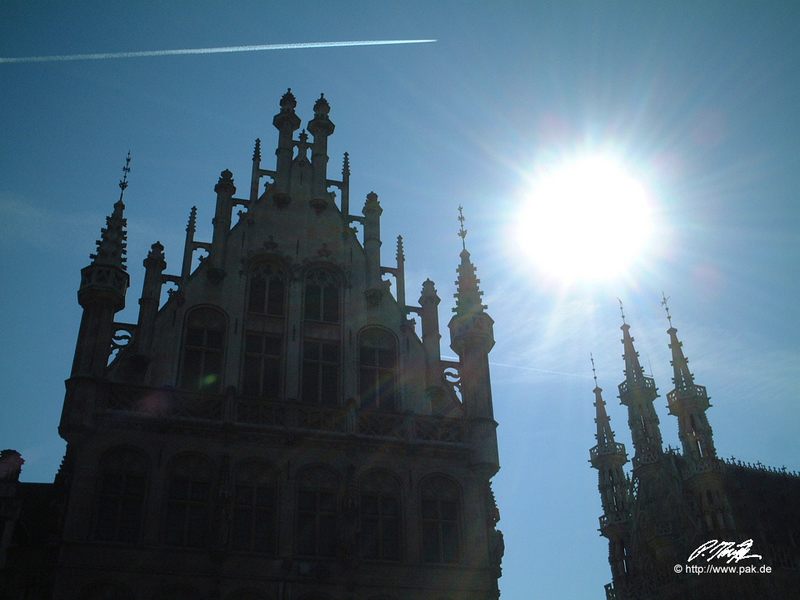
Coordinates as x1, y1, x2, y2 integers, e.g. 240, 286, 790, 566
134, 241, 166, 356
71, 154, 131, 377
419, 278, 443, 392
589, 357, 631, 586
447, 207, 498, 476
661, 295, 717, 463
307, 93, 335, 202
209, 169, 235, 279
617, 302, 663, 468
362, 191, 383, 289
272, 88, 301, 199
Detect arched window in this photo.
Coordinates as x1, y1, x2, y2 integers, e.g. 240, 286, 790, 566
242, 333, 282, 398
231, 460, 277, 553
93, 447, 148, 543
181, 307, 226, 393
359, 328, 398, 411
164, 454, 212, 547
360, 471, 401, 561
304, 269, 340, 323
420, 476, 461, 564
296, 466, 338, 557
302, 340, 340, 405
248, 264, 285, 316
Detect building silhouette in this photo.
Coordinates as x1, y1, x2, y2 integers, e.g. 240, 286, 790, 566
0, 90, 503, 600
590, 303, 800, 599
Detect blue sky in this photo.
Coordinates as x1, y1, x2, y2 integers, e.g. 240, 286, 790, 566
1, 1, 798, 598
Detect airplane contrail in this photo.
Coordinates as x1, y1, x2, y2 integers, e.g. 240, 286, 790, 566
0, 39, 437, 64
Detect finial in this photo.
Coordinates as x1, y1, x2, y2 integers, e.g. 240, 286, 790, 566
396, 235, 405, 262
617, 298, 626, 325
342, 152, 350, 178
314, 92, 330, 116
252, 138, 261, 161
186, 206, 197, 234
590, 353, 598, 388
457, 205, 467, 250
661, 291, 673, 327
118, 151, 132, 201
280, 87, 297, 110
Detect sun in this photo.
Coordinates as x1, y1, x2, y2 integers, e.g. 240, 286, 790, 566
514, 152, 654, 283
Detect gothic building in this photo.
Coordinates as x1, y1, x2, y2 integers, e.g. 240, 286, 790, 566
0, 90, 504, 600
590, 304, 800, 600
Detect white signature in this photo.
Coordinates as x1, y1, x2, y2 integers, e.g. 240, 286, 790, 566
688, 539, 763, 564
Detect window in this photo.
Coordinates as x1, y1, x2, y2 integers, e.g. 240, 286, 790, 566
360, 471, 401, 561
359, 328, 398, 411
181, 307, 225, 393
304, 269, 340, 323
94, 447, 148, 543
242, 333, 282, 398
248, 264, 285, 316
302, 340, 340, 405
421, 476, 461, 564
231, 461, 276, 553
164, 455, 212, 547
296, 467, 338, 557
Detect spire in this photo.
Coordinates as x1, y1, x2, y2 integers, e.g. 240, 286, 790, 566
591, 355, 618, 449
453, 207, 486, 318
619, 301, 645, 387
662, 293, 694, 391
252, 137, 261, 162
396, 235, 405, 263
118, 150, 131, 202
91, 153, 130, 268
616, 303, 662, 465
458, 204, 467, 250
186, 206, 197, 235
342, 152, 350, 178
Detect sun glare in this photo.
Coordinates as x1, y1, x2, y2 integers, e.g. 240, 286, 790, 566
515, 153, 654, 283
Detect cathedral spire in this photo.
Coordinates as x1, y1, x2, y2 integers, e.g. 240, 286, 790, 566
591, 355, 618, 450
618, 300, 646, 387
662, 293, 694, 391
616, 302, 663, 466
662, 294, 717, 463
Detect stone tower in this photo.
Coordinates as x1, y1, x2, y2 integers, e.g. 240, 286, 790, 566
36, 90, 505, 600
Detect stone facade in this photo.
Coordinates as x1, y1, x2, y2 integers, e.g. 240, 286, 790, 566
0, 90, 503, 600
590, 307, 800, 599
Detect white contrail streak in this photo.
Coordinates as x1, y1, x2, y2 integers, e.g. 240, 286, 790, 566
0, 39, 437, 64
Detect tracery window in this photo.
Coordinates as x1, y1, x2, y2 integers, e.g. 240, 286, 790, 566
421, 476, 461, 564
242, 333, 282, 398
360, 471, 401, 561
296, 467, 338, 557
359, 328, 398, 411
231, 460, 277, 553
181, 307, 226, 393
164, 454, 212, 548
304, 269, 340, 323
248, 264, 286, 316
93, 447, 148, 543
302, 340, 340, 405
